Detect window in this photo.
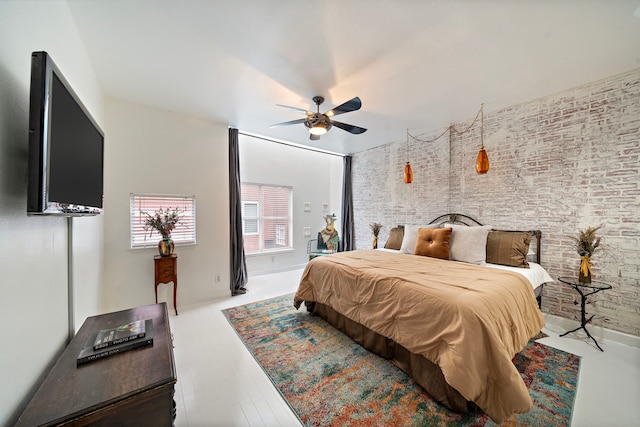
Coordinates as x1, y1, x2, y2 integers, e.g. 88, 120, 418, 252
276, 224, 286, 246
242, 201, 259, 235
241, 183, 292, 254
130, 194, 196, 248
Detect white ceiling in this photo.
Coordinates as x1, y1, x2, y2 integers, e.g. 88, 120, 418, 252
66, 0, 640, 155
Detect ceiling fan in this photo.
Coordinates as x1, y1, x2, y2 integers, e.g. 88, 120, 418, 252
270, 96, 367, 140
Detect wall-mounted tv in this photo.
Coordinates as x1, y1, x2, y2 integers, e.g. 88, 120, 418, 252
27, 51, 104, 216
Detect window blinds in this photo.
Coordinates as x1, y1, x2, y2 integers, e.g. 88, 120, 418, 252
130, 194, 196, 248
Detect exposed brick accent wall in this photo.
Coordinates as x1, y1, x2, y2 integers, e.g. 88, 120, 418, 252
352, 68, 640, 337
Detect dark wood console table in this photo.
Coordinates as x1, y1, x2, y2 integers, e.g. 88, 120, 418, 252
155, 254, 178, 315
16, 303, 177, 426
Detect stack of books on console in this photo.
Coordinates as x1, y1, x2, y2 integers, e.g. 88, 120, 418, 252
77, 319, 154, 365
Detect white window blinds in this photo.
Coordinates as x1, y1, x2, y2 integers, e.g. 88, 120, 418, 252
242, 201, 259, 235
130, 194, 196, 248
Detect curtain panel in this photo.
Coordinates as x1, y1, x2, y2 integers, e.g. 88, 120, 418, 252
341, 155, 354, 251
229, 128, 248, 295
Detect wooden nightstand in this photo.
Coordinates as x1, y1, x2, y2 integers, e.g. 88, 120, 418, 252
154, 254, 178, 315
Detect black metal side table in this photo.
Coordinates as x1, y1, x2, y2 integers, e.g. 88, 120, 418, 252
557, 276, 612, 351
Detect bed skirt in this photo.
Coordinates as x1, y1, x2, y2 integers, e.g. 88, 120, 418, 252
308, 301, 471, 414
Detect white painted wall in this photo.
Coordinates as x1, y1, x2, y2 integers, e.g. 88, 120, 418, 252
0, 2, 104, 425
239, 135, 343, 275
102, 98, 230, 312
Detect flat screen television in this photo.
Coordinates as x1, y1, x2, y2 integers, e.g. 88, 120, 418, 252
27, 51, 104, 216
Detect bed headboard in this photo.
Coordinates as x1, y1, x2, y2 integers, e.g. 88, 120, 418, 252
428, 213, 483, 227
427, 213, 542, 264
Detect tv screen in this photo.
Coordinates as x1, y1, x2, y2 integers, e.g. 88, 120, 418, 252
27, 51, 104, 216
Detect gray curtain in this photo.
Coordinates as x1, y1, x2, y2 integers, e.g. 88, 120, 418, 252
340, 155, 354, 251
229, 128, 248, 295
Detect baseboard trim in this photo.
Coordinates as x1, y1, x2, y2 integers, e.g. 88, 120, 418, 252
544, 313, 640, 349
248, 263, 308, 277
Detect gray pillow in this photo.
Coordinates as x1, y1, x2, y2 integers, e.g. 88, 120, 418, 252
449, 224, 493, 265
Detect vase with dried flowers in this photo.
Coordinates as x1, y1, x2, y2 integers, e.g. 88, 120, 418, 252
370, 222, 383, 249
568, 226, 602, 283
142, 207, 183, 257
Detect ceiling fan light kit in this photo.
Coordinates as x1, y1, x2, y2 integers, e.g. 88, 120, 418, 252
309, 124, 329, 135
271, 95, 367, 141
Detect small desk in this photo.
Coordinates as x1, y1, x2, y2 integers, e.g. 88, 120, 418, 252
155, 255, 178, 315
558, 276, 612, 351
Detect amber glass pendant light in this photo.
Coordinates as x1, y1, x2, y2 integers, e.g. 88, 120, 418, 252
476, 104, 489, 174
476, 146, 489, 174
404, 131, 413, 183
404, 161, 413, 183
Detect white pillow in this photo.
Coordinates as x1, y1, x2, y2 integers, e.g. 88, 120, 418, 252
400, 224, 440, 254
449, 224, 493, 264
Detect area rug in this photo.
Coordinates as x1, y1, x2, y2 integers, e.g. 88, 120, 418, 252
222, 294, 580, 426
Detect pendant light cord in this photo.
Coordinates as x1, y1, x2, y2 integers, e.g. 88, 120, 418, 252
407, 103, 484, 144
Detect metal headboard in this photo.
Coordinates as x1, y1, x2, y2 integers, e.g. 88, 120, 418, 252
428, 213, 484, 227
427, 213, 542, 265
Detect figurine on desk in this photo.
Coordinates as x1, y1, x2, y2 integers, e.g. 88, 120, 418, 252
319, 213, 339, 251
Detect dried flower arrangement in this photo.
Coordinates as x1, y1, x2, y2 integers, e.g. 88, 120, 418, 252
568, 226, 603, 282
369, 222, 383, 237
568, 226, 602, 257
142, 207, 183, 239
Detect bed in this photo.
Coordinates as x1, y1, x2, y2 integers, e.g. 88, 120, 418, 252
293, 214, 552, 424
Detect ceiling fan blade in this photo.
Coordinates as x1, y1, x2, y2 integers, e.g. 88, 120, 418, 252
324, 97, 362, 117
331, 120, 367, 135
276, 104, 312, 114
269, 118, 307, 128
310, 134, 321, 141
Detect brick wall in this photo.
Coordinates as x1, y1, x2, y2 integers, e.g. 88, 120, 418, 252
352, 68, 640, 337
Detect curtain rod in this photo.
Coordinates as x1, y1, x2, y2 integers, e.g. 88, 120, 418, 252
238, 130, 346, 158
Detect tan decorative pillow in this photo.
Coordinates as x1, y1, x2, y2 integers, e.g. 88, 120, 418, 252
384, 227, 405, 250
414, 227, 452, 260
400, 223, 440, 254
485, 231, 531, 268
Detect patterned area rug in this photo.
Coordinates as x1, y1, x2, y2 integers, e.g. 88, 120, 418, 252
222, 294, 580, 426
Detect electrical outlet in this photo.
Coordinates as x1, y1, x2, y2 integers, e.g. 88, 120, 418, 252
304, 227, 311, 237
215, 274, 221, 283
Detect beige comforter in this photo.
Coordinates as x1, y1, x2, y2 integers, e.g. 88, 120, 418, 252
293, 250, 545, 424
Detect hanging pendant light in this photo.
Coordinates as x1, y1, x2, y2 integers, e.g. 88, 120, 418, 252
404, 130, 413, 183
404, 162, 413, 183
476, 146, 489, 174
476, 104, 489, 174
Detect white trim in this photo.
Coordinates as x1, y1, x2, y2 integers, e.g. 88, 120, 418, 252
239, 130, 344, 157
544, 313, 640, 349
245, 248, 295, 258
247, 263, 308, 276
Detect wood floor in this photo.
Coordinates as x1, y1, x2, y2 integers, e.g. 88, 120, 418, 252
168, 269, 640, 427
